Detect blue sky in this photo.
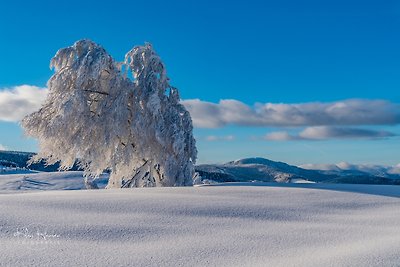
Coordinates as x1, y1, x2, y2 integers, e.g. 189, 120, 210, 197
0, 0, 399, 165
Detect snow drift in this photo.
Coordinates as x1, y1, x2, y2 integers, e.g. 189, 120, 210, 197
0, 184, 399, 266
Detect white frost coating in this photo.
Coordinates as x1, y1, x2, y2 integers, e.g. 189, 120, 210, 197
22, 40, 197, 188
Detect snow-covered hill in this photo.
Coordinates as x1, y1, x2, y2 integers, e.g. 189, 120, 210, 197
1, 151, 399, 186
0, 184, 399, 266
0, 171, 109, 192
196, 157, 400, 185
196, 157, 322, 183
0, 166, 38, 175
1, 160, 399, 266
0, 150, 80, 172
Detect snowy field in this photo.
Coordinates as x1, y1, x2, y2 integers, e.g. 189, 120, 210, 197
0, 173, 400, 267
0, 171, 109, 192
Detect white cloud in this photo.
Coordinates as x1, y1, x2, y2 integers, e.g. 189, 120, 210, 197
0, 85, 48, 122
265, 126, 396, 141
299, 163, 341, 171
205, 135, 235, 142
1, 86, 398, 129
2, 85, 399, 136
388, 164, 400, 175
182, 99, 400, 128
299, 126, 395, 140
264, 131, 296, 141
301, 161, 400, 176
0, 144, 7, 151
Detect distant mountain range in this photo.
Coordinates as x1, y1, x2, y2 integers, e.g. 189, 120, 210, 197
196, 158, 400, 185
1, 150, 399, 185
0, 150, 80, 172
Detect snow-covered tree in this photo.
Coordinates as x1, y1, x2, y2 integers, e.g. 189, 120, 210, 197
22, 40, 197, 188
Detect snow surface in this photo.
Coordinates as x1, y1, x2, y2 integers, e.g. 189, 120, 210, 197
0, 171, 109, 192
1, 182, 400, 266
0, 167, 38, 175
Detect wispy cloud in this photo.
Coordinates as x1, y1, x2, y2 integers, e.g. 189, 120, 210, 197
264, 131, 296, 141
298, 126, 395, 140
299, 163, 341, 171
300, 162, 400, 175
389, 164, 400, 175
205, 135, 235, 142
182, 99, 400, 128
2, 86, 400, 136
265, 126, 396, 141
0, 85, 48, 122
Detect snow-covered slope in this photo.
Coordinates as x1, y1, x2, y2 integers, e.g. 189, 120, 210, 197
196, 157, 400, 185
0, 166, 38, 175
0, 150, 81, 172
196, 157, 324, 183
0, 184, 399, 266
1, 151, 399, 186
0, 171, 109, 192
